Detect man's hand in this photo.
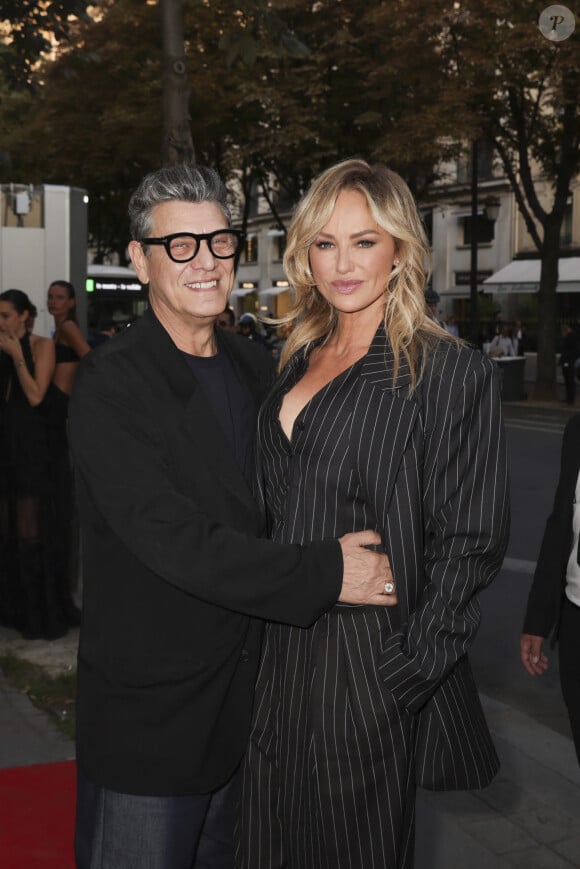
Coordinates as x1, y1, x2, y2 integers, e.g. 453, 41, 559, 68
520, 633, 549, 676
338, 530, 397, 606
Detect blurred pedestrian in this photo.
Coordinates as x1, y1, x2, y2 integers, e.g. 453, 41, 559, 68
444, 314, 459, 337
424, 288, 443, 326
45, 279, 90, 628
237, 312, 269, 349
0, 289, 61, 638
488, 324, 516, 357
216, 306, 236, 332
512, 319, 528, 355
520, 413, 580, 765
48, 280, 91, 394
88, 318, 118, 349
559, 323, 579, 406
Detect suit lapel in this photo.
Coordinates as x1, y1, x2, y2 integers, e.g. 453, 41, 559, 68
355, 328, 420, 615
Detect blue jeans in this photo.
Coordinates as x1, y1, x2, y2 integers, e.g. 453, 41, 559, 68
75, 767, 236, 868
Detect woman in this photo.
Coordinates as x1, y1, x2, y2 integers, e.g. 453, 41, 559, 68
47, 279, 91, 393
237, 160, 510, 868
46, 279, 90, 627
0, 289, 58, 638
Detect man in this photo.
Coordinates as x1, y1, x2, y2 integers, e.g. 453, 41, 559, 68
216, 305, 236, 332
559, 322, 579, 405
424, 288, 443, 326
237, 311, 269, 349
69, 165, 392, 869
520, 413, 580, 765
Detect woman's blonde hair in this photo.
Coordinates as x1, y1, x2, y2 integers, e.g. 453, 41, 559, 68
279, 159, 455, 388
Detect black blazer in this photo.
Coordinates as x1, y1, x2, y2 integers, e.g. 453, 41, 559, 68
351, 330, 510, 789
523, 413, 580, 640
69, 308, 342, 796
255, 328, 510, 790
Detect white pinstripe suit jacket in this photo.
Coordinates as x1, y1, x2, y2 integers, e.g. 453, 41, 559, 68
348, 327, 510, 789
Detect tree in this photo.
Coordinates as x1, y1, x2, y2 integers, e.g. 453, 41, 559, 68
160, 0, 194, 165
374, 0, 580, 395
0, 0, 91, 88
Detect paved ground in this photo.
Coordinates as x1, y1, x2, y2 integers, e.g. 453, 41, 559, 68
0, 388, 579, 867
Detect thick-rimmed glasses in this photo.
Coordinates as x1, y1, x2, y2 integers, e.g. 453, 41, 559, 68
140, 229, 244, 262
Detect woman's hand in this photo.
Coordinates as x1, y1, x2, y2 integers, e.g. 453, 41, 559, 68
0, 330, 24, 361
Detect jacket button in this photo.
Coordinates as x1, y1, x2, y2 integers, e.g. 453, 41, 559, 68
240, 649, 249, 663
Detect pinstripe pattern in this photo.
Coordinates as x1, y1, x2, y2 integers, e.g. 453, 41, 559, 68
236, 327, 510, 867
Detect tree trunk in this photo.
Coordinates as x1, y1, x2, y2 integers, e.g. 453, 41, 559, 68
534, 222, 560, 400
160, 0, 194, 166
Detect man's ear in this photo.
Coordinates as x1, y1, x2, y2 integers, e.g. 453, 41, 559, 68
128, 240, 150, 285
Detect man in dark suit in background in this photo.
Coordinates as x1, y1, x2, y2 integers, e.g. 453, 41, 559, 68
520, 413, 580, 765
559, 323, 580, 406
69, 165, 392, 869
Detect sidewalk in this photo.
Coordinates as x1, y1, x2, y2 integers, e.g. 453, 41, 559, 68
1, 623, 580, 867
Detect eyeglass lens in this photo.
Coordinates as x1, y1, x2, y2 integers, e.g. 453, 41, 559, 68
169, 231, 240, 261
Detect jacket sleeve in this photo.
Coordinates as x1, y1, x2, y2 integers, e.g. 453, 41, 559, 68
378, 354, 510, 713
69, 352, 342, 628
522, 416, 578, 638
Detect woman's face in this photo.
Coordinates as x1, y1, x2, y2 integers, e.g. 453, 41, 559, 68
309, 189, 397, 321
0, 301, 27, 335
47, 283, 75, 318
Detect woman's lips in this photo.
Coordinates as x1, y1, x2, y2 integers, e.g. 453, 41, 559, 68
332, 281, 362, 294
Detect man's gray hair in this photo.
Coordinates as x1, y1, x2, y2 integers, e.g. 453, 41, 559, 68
128, 164, 232, 240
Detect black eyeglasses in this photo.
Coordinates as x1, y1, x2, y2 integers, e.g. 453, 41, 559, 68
140, 229, 244, 262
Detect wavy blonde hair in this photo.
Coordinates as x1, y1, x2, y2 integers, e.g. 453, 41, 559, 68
279, 159, 455, 388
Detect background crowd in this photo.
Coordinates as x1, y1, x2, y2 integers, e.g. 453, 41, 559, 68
0, 282, 92, 641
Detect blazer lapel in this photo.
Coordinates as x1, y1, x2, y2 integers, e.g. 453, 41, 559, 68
355, 328, 420, 615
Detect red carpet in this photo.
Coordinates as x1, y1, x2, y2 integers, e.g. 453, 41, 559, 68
0, 760, 76, 867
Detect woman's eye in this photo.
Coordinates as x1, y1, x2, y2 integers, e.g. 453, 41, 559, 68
314, 240, 333, 250
357, 239, 375, 248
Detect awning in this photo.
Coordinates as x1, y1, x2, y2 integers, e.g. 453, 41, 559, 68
258, 286, 292, 297
483, 257, 580, 294
230, 287, 258, 298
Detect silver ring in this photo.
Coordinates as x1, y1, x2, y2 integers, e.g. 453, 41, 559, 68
384, 581, 395, 595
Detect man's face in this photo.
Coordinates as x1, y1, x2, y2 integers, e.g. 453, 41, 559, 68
129, 200, 235, 335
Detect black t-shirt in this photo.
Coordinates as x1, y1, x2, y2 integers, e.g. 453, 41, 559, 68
181, 338, 253, 474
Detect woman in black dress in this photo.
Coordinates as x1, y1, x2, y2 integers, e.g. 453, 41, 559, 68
0, 289, 59, 638
45, 279, 91, 627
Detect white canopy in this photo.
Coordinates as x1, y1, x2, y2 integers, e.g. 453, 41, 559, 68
230, 287, 258, 298
483, 257, 580, 294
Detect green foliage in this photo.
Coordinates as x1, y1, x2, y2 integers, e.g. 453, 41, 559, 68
0, 0, 92, 88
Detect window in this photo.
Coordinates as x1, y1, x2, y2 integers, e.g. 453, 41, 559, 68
461, 215, 495, 246
244, 235, 258, 263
